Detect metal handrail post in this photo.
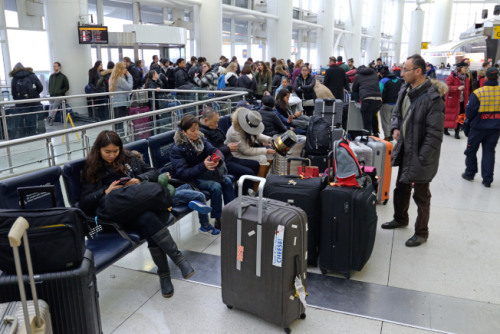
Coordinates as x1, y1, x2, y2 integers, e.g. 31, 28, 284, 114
1, 105, 14, 174
152, 93, 157, 135
46, 138, 55, 167
62, 100, 71, 160
109, 96, 115, 132
81, 130, 88, 158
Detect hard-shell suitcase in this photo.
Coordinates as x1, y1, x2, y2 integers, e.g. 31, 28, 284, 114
264, 158, 325, 266
221, 176, 308, 333
129, 106, 151, 140
355, 136, 393, 204
0, 216, 53, 334
349, 141, 373, 166
314, 98, 343, 129
0, 249, 102, 334
319, 183, 378, 278
346, 101, 364, 138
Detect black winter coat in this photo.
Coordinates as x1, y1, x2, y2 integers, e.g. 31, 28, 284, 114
391, 79, 445, 184
294, 74, 316, 100
323, 65, 350, 100
259, 105, 287, 137
236, 74, 257, 92
10, 67, 43, 107
174, 67, 192, 88
199, 124, 233, 159
80, 155, 159, 217
351, 67, 382, 102
127, 64, 143, 89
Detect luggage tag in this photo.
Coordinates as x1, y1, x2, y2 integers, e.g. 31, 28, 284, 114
88, 216, 103, 239
294, 276, 308, 309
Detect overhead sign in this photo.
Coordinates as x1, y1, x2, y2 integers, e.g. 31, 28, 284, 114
494, 26, 500, 39
421, 42, 429, 49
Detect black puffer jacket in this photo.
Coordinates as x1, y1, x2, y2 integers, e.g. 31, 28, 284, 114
391, 79, 445, 184
199, 123, 233, 159
10, 65, 43, 107
259, 105, 287, 137
174, 67, 192, 88
127, 64, 143, 89
293, 74, 316, 100
236, 74, 257, 92
80, 154, 159, 217
351, 66, 382, 102
323, 65, 349, 100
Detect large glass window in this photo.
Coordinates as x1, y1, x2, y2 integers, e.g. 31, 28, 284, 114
7, 30, 50, 72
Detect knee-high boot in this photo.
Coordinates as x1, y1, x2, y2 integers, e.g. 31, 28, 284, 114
151, 226, 195, 279
148, 247, 174, 298
253, 162, 272, 191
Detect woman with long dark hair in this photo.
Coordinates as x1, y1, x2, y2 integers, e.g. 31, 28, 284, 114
275, 89, 309, 135
254, 61, 272, 99
88, 61, 103, 93
80, 130, 194, 298
293, 65, 317, 116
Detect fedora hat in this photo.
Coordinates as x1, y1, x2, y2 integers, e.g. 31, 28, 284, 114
237, 108, 265, 136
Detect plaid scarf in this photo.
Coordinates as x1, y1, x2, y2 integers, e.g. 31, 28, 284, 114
183, 133, 204, 155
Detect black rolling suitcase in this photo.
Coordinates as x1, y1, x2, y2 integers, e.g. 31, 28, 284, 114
221, 176, 308, 333
264, 158, 326, 266
0, 249, 102, 334
319, 149, 378, 278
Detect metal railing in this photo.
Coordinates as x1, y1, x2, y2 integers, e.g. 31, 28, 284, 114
0, 89, 248, 179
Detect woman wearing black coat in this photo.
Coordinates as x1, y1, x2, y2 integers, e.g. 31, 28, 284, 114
293, 66, 317, 115
236, 63, 257, 92
81, 130, 194, 299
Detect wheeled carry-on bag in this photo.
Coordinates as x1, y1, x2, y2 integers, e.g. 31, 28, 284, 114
319, 152, 378, 278
221, 176, 308, 333
0, 216, 53, 334
355, 136, 393, 204
349, 141, 373, 166
264, 158, 325, 266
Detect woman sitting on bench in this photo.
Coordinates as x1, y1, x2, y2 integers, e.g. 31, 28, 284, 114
80, 130, 194, 298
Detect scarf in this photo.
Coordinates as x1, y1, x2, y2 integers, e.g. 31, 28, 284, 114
183, 132, 204, 155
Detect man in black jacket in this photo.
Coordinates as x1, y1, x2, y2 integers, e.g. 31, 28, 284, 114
123, 57, 142, 89
351, 65, 382, 136
323, 56, 350, 101
379, 68, 402, 140
259, 95, 287, 137
382, 54, 445, 247
199, 108, 259, 195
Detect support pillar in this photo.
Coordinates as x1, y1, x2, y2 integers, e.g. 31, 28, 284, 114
96, 0, 104, 61
317, 0, 334, 68
266, 0, 292, 61
199, 0, 221, 64
345, 0, 363, 66
365, 0, 383, 64
430, 0, 452, 65
0, 0, 12, 86
393, 0, 405, 64
132, 2, 140, 61
408, 5, 425, 57
44, 0, 91, 103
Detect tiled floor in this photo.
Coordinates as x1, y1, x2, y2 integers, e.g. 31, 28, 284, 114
98, 132, 500, 333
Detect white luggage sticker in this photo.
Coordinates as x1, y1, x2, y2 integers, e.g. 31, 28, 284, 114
272, 225, 285, 267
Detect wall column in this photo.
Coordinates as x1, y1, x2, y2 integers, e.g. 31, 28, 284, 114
199, 0, 222, 64
345, 0, 363, 66
365, 0, 383, 64
266, 0, 292, 61
317, 0, 334, 68
393, 0, 405, 64
44, 0, 91, 100
407, 5, 425, 56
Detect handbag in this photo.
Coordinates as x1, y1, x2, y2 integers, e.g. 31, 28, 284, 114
200, 160, 228, 183
98, 181, 172, 221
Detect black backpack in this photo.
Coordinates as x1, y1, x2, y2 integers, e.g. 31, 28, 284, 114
15, 75, 38, 99
305, 116, 332, 155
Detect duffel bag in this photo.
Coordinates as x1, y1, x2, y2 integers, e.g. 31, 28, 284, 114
0, 207, 89, 274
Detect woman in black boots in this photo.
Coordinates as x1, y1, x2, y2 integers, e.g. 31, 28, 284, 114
80, 130, 194, 298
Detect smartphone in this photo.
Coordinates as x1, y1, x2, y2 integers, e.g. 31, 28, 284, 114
211, 152, 221, 164
118, 177, 131, 185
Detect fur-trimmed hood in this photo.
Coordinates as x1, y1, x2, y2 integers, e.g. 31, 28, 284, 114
9, 64, 34, 78
430, 79, 449, 97
100, 69, 113, 77
174, 129, 206, 146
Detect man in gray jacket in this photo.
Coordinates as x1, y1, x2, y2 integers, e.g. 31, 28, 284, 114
381, 54, 445, 247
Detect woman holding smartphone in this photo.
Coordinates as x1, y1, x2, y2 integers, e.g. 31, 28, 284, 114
80, 130, 194, 298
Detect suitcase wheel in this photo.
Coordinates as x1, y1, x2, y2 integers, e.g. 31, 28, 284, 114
383, 199, 388, 205
344, 272, 351, 279
284, 328, 291, 334
226, 305, 233, 309
300, 313, 306, 319
320, 268, 327, 275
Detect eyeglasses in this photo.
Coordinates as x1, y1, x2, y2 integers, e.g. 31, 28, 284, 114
402, 67, 416, 73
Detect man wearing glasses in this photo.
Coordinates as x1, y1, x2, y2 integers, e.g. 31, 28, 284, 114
382, 54, 445, 247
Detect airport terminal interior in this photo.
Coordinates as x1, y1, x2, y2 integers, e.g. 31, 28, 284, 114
0, 0, 500, 333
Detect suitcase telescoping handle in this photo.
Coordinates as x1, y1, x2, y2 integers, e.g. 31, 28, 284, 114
236, 175, 266, 277
8, 217, 46, 334
286, 157, 310, 175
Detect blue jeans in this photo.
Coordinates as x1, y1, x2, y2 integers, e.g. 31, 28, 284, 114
172, 184, 210, 227
195, 177, 236, 219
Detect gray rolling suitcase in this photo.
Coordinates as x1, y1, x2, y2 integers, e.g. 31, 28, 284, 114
347, 101, 364, 136
314, 98, 343, 128
221, 176, 308, 333
349, 141, 373, 166
0, 217, 53, 334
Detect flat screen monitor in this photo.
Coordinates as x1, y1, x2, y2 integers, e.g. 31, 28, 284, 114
78, 25, 108, 44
